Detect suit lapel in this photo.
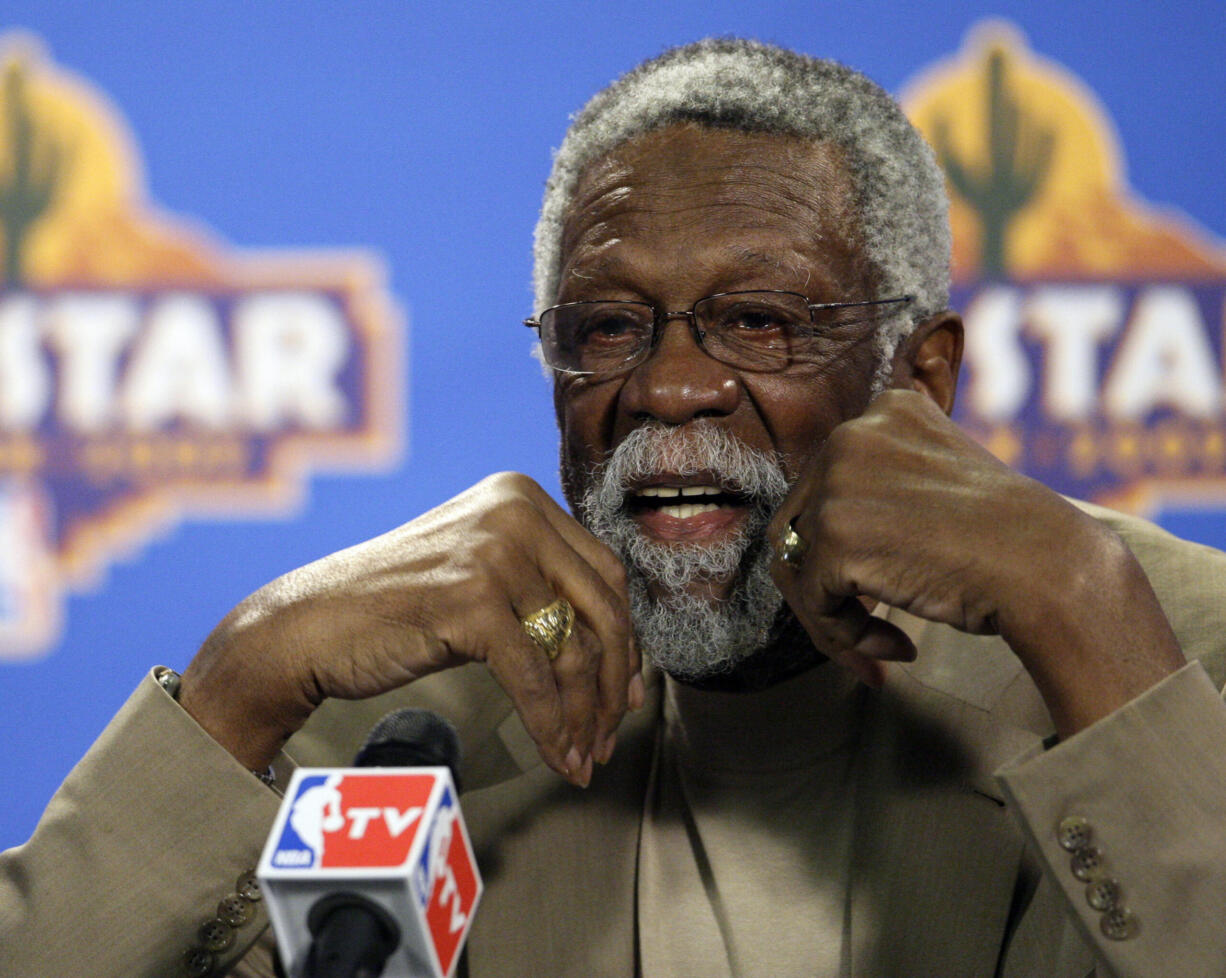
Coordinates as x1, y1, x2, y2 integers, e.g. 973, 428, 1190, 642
462, 676, 662, 978
846, 657, 1043, 978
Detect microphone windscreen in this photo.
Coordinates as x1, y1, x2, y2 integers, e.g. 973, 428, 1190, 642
353, 708, 461, 784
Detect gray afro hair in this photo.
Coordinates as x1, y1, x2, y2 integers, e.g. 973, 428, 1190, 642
532, 38, 951, 362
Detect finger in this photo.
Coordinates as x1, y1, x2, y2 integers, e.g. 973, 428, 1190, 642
773, 541, 917, 686
541, 560, 627, 764
798, 591, 917, 663
768, 497, 916, 658
831, 620, 912, 688
547, 618, 604, 774
528, 521, 634, 761
534, 491, 631, 605
482, 605, 585, 785
532, 492, 641, 687
765, 464, 822, 557
840, 650, 887, 689
559, 533, 642, 741
515, 587, 602, 764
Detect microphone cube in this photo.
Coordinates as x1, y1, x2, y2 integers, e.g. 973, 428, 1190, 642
259, 767, 482, 978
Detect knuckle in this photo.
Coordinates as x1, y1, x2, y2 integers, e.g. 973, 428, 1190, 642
812, 508, 836, 545
473, 529, 523, 571
480, 496, 532, 535
593, 581, 630, 632
806, 496, 836, 543
478, 473, 547, 522
455, 578, 497, 617
822, 421, 856, 457
486, 470, 537, 494
873, 388, 911, 410
555, 640, 601, 682
488, 645, 535, 689
602, 556, 629, 595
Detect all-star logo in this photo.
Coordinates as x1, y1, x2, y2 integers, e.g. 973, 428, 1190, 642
0, 34, 401, 659
903, 22, 1226, 515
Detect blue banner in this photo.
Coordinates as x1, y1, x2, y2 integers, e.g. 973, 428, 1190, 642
2, 2, 1223, 845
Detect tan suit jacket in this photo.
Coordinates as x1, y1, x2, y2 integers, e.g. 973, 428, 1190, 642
2, 501, 1225, 977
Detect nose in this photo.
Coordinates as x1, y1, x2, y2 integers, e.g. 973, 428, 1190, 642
619, 314, 741, 424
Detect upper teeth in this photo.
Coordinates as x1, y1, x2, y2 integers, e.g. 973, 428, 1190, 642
638, 485, 721, 498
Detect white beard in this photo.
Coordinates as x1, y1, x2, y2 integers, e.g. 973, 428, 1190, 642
578, 422, 790, 682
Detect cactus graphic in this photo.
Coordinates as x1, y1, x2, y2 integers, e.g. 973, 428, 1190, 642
933, 47, 1054, 279
0, 60, 66, 288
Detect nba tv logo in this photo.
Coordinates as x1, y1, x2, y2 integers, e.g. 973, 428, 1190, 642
263, 768, 482, 977
272, 772, 433, 870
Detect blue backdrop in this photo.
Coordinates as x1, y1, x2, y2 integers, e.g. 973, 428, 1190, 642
3, 1, 1224, 846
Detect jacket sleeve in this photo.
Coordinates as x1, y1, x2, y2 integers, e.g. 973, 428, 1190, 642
993, 506, 1226, 978
0, 670, 282, 978
997, 661, 1226, 978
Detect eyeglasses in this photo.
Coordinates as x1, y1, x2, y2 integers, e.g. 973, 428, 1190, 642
524, 290, 914, 376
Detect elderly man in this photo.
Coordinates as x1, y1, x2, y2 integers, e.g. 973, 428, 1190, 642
4, 39, 1225, 978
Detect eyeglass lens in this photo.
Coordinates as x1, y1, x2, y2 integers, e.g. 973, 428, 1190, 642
541, 291, 894, 375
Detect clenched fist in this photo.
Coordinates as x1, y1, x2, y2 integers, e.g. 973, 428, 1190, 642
768, 389, 1184, 737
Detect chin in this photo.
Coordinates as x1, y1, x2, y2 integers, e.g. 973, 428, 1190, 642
628, 557, 789, 686
659, 612, 827, 693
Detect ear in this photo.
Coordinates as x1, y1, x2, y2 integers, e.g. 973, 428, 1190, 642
887, 310, 963, 416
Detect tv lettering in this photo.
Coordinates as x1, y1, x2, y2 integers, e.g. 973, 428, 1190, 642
274, 773, 433, 870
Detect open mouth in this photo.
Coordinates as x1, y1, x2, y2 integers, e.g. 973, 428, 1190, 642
628, 484, 747, 518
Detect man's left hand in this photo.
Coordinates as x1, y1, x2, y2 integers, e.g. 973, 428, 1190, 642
768, 389, 1185, 737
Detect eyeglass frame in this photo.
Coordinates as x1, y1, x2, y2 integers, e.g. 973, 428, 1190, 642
523, 289, 915, 376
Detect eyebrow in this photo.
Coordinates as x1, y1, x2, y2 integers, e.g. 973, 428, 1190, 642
728, 247, 816, 291
728, 246, 789, 269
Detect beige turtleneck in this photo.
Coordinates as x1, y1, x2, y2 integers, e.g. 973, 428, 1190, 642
638, 662, 866, 977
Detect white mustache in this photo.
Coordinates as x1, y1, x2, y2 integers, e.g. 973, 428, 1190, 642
588, 422, 789, 517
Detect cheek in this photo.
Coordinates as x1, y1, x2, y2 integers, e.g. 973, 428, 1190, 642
748, 367, 876, 465
555, 379, 621, 505
556, 380, 617, 455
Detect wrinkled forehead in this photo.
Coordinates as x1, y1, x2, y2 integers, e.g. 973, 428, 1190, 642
559, 123, 876, 293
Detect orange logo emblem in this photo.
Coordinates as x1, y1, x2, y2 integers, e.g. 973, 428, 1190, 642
903, 21, 1226, 513
0, 34, 401, 658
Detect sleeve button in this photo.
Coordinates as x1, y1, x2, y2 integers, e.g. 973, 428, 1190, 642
197, 917, 235, 952
1070, 845, 1105, 882
1056, 815, 1092, 852
1101, 906, 1138, 940
183, 947, 216, 977
217, 894, 254, 927
1085, 877, 1122, 912
236, 870, 262, 902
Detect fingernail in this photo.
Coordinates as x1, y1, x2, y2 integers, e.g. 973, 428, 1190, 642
595, 731, 617, 764
580, 753, 593, 787
628, 672, 645, 710
565, 746, 583, 777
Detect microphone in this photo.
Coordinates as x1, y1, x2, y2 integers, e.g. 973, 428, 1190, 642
259, 709, 483, 978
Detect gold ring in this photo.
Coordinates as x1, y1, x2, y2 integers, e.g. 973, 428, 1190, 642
521, 598, 575, 660
777, 517, 810, 568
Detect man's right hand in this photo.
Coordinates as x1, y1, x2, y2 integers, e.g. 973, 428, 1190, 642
178, 472, 640, 786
